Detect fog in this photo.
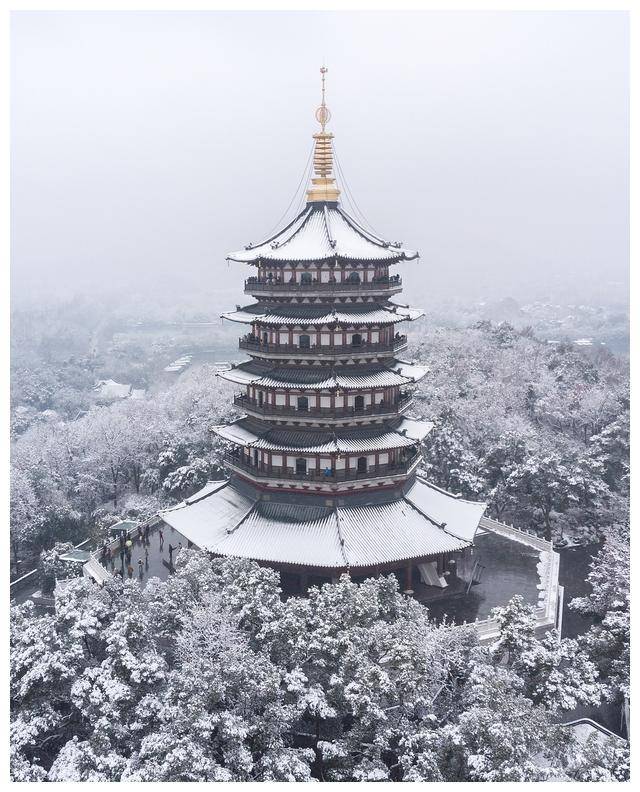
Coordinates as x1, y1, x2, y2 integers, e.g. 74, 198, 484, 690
11, 10, 629, 311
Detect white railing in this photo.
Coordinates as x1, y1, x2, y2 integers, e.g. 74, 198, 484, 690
468, 518, 561, 643
479, 516, 551, 551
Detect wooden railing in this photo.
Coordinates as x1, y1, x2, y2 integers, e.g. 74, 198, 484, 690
239, 336, 407, 357
245, 276, 402, 293
225, 452, 421, 483
234, 392, 413, 418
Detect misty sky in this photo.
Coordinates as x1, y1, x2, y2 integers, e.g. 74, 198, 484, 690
11, 11, 629, 309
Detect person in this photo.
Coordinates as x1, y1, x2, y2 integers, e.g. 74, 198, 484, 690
178, 542, 183, 551
159, 528, 164, 549
144, 524, 150, 542
127, 564, 133, 579
138, 558, 144, 578
168, 543, 174, 563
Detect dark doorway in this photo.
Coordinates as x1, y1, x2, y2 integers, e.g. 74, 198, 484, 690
296, 458, 307, 475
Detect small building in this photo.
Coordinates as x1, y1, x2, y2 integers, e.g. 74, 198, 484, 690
92, 379, 133, 401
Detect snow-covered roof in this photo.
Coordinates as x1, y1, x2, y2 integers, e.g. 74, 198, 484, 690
404, 476, 487, 542
92, 379, 132, 399
159, 477, 478, 569
213, 417, 432, 454
222, 302, 424, 327
227, 204, 419, 265
218, 360, 429, 390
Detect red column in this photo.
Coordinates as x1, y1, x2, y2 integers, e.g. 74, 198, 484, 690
404, 562, 414, 594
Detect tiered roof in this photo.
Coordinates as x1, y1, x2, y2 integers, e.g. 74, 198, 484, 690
219, 359, 429, 389
160, 477, 486, 569
227, 204, 419, 265
165, 69, 489, 572
222, 302, 424, 326
214, 416, 433, 454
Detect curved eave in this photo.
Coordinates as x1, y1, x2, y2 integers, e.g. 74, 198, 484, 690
158, 478, 475, 569
213, 416, 432, 454
217, 360, 429, 389
226, 250, 419, 265
226, 204, 419, 265
221, 303, 425, 327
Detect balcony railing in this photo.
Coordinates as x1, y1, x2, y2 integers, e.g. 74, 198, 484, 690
245, 275, 402, 293
239, 335, 408, 357
234, 392, 413, 419
224, 451, 421, 483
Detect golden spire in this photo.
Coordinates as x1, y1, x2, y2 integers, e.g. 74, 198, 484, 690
306, 65, 341, 204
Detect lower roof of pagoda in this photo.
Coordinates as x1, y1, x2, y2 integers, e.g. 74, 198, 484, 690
218, 359, 429, 390
226, 203, 419, 266
221, 301, 424, 327
213, 415, 433, 454
158, 475, 486, 569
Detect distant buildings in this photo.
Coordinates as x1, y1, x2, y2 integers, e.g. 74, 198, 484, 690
92, 379, 146, 402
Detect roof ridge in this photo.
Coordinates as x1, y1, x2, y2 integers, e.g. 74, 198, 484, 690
414, 474, 487, 507
271, 206, 313, 249
323, 203, 336, 248
401, 493, 447, 531
400, 494, 472, 545
242, 205, 311, 252
335, 205, 391, 247
333, 505, 350, 569
225, 500, 260, 535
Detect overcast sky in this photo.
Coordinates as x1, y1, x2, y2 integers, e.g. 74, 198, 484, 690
11, 11, 629, 309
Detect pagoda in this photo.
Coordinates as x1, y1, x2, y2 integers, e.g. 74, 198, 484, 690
159, 69, 487, 594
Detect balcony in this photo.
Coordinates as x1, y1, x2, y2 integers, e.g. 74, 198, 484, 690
244, 275, 402, 297
238, 334, 408, 360
224, 451, 421, 486
234, 392, 413, 422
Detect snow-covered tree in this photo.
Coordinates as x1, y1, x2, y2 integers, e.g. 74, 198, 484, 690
571, 523, 630, 704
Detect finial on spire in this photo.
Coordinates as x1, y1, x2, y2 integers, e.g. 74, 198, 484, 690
315, 65, 331, 132
307, 65, 340, 204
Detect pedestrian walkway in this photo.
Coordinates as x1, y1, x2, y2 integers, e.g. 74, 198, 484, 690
102, 526, 174, 584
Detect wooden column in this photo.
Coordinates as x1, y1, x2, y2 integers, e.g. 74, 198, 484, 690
404, 561, 414, 595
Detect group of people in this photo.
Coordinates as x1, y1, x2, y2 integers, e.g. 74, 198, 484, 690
97, 524, 186, 583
